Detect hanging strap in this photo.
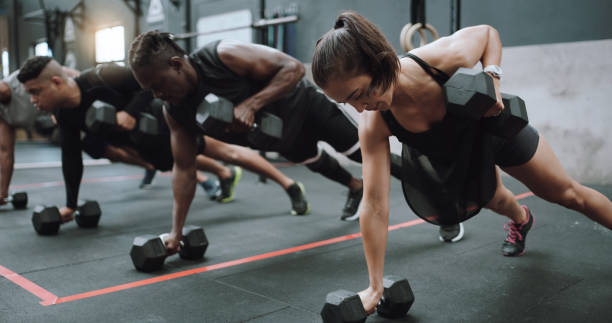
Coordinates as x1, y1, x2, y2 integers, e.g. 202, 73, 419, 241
404, 53, 450, 86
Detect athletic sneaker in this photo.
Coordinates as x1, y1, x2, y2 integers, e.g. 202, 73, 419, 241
286, 182, 309, 215
217, 166, 242, 203
199, 177, 220, 200
438, 223, 465, 242
139, 169, 157, 189
341, 187, 363, 221
502, 205, 534, 257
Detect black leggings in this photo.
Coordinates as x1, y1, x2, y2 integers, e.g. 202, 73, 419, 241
494, 124, 540, 167
282, 100, 360, 164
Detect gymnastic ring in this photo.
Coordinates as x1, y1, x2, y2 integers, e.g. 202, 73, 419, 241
400, 23, 440, 52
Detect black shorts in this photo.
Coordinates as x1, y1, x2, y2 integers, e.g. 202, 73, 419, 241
82, 134, 111, 159
282, 100, 359, 163
136, 135, 207, 172
494, 124, 539, 167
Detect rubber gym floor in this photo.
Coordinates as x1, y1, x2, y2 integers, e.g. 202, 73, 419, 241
1, 141, 611, 323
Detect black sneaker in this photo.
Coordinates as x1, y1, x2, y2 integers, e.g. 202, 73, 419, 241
341, 187, 363, 221
139, 169, 157, 189
439, 223, 465, 242
502, 205, 534, 257
217, 166, 242, 203
286, 182, 309, 215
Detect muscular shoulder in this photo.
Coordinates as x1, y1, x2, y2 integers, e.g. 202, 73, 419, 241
410, 25, 493, 74
359, 111, 391, 144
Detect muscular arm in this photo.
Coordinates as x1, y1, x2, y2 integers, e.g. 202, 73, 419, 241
164, 107, 197, 243
414, 25, 504, 117
216, 40, 305, 113
358, 112, 393, 310
413, 25, 502, 75
59, 123, 84, 209
0, 118, 16, 201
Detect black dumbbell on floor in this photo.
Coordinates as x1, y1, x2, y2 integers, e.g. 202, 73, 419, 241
195, 94, 283, 144
321, 276, 415, 323
31, 200, 102, 235
1, 192, 28, 209
130, 225, 209, 272
444, 68, 529, 137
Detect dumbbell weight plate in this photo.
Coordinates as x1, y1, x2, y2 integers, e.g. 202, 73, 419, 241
321, 289, 367, 323
32, 205, 62, 235
444, 68, 497, 119
11, 192, 28, 209
178, 225, 209, 260
376, 275, 415, 318
130, 235, 167, 272
75, 200, 102, 228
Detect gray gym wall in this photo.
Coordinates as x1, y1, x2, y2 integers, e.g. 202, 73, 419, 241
1, 0, 611, 184
3, 0, 612, 69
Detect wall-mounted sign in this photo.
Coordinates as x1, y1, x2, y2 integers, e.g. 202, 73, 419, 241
146, 0, 165, 24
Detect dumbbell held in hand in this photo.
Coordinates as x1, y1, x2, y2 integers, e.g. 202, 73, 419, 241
86, 104, 159, 136
321, 276, 414, 323
130, 225, 209, 272
482, 93, 529, 138
196, 94, 283, 140
31, 200, 102, 235
1, 192, 28, 209
444, 67, 497, 119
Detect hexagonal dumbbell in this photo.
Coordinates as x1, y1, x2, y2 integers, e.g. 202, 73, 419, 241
376, 276, 415, 318
85, 103, 117, 133
74, 200, 102, 228
195, 94, 283, 145
31, 200, 102, 235
444, 67, 497, 119
321, 276, 414, 323
31, 205, 62, 235
1, 192, 28, 209
482, 92, 529, 138
130, 225, 209, 272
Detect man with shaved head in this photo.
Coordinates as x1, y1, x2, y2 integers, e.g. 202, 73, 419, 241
18, 56, 308, 222
0, 64, 78, 208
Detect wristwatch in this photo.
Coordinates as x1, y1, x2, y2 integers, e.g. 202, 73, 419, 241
483, 65, 503, 80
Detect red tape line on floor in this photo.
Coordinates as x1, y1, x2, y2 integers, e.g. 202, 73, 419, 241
0, 265, 58, 306
1, 192, 534, 306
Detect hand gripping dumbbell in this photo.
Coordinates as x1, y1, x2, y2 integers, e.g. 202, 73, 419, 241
85, 104, 160, 136
129, 225, 209, 272
1, 192, 28, 209
444, 67, 529, 137
195, 94, 283, 143
31, 200, 102, 235
482, 93, 528, 138
321, 276, 415, 323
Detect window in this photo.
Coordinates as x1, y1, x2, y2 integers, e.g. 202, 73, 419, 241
34, 42, 52, 57
2, 50, 8, 78
95, 26, 125, 64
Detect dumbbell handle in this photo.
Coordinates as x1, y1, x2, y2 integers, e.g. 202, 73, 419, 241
2, 194, 18, 202
159, 233, 185, 248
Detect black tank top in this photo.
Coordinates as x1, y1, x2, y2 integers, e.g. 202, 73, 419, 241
383, 53, 497, 225
380, 53, 477, 163
165, 40, 317, 152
